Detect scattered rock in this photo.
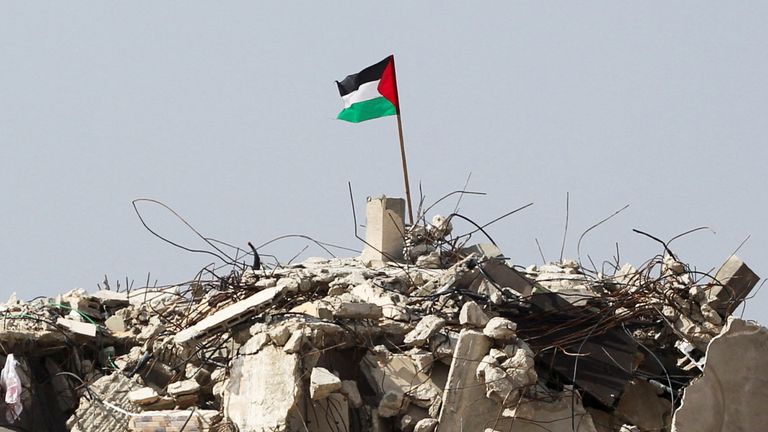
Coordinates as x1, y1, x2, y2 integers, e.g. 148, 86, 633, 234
483, 317, 517, 340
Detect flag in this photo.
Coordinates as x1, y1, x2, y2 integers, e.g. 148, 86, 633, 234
336, 55, 400, 123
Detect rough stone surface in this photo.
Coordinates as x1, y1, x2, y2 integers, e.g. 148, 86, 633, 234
616, 379, 671, 431
56, 318, 97, 337
459, 301, 489, 327
104, 315, 127, 333
672, 318, 768, 432
404, 315, 446, 346
167, 379, 200, 397
225, 344, 302, 431
175, 286, 282, 344
340, 380, 363, 408
360, 196, 406, 266
413, 418, 438, 432
310, 367, 342, 400
706, 255, 760, 316
306, 393, 349, 432
438, 329, 495, 431
361, 351, 442, 417
128, 387, 160, 405
482, 317, 517, 340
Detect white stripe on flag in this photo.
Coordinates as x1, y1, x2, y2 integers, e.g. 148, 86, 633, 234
341, 80, 382, 108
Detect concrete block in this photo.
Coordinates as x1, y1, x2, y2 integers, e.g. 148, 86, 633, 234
361, 196, 406, 266
290, 301, 333, 320
403, 315, 445, 347
128, 387, 160, 405
459, 301, 489, 327
483, 317, 517, 340
332, 302, 383, 319
460, 243, 502, 259
310, 367, 342, 400
91, 290, 129, 307
104, 315, 127, 333
167, 379, 200, 397
56, 318, 97, 337
707, 255, 760, 317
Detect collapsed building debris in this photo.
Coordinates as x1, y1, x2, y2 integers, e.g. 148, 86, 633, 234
0, 195, 764, 431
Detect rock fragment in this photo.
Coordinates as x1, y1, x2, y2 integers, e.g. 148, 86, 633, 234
310, 367, 342, 400
483, 317, 517, 340
404, 315, 445, 346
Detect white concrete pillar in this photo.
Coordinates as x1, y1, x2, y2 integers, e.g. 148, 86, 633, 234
360, 196, 405, 267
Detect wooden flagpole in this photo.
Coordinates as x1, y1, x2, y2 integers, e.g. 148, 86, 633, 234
395, 112, 414, 225
390, 56, 414, 226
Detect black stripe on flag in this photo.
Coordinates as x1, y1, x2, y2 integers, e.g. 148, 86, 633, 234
336, 56, 392, 97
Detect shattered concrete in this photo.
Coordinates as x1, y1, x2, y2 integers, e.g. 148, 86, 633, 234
672, 318, 768, 432
0, 195, 765, 432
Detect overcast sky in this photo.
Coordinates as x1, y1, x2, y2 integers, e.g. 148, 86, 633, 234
2, 3, 766, 321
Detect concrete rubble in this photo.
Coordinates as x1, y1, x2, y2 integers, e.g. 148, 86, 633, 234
0, 196, 765, 431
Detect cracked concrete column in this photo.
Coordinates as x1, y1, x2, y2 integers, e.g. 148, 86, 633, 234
361, 196, 405, 267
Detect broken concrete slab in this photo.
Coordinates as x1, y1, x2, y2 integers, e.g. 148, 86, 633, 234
90, 289, 129, 307
167, 379, 200, 397
128, 387, 160, 405
361, 351, 442, 417
438, 329, 495, 432
332, 301, 383, 319
672, 318, 768, 432
175, 286, 282, 345
351, 282, 411, 321
460, 243, 502, 259
474, 258, 534, 297
56, 317, 97, 337
225, 344, 302, 431
290, 300, 334, 320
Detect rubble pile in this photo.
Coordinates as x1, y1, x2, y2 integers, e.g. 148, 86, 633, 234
0, 196, 763, 432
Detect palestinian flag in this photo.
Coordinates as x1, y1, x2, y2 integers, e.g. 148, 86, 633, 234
336, 55, 400, 123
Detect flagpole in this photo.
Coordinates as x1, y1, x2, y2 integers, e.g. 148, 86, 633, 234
395, 111, 414, 226
390, 55, 414, 226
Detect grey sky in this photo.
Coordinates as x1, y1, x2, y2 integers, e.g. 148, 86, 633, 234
2, 3, 766, 321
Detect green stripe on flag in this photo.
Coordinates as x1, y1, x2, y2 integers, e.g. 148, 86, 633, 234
337, 97, 396, 123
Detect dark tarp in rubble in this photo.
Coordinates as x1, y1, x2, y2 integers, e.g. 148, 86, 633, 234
518, 293, 639, 407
